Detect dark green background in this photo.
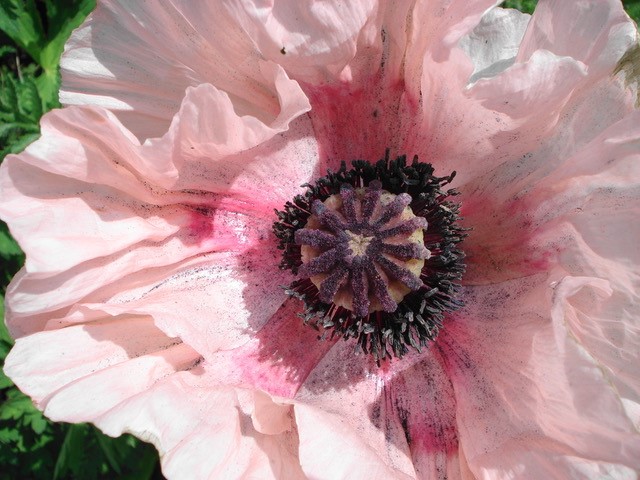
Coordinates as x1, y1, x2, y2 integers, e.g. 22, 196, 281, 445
1, 1, 638, 478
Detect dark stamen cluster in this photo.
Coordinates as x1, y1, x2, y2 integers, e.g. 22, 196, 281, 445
273, 152, 467, 361
295, 181, 429, 318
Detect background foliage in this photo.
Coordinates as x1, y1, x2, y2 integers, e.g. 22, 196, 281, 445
0, 0, 639, 478
0, 1, 165, 478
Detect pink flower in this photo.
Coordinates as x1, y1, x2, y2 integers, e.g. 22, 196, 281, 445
2, 0, 640, 478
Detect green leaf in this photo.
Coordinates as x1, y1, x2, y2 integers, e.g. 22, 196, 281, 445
95, 431, 126, 475
17, 75, 43, 121
0, 224, 23, 258
0, 122, 37, 138
0, 45, 17, 59
0, 389, 39, 421
623, 0, 640, 22
501, 0, 538, 13
3, 132, 40, 157
6, 73, 42, 122
0, 426, 22, 444
54, 424, 92, 480
34, 67, 61, 109
0, 295, 12, 365
0, 377, 64, 478
0, 70, 19, 113
0, 0, 45, 64
0, 295, 13, 348
29, 414, 49, 435
0, 373, 13, 389
51, 424, 164, 480
0, 66, 43, 159
39, 0, 96, 71
118, 443, 161, 480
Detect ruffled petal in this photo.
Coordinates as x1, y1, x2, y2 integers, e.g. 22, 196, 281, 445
517, 0, 637, 79
413, 47, 586, 185
213, 301, 473, 479
0, 155, 186, 275
4, 325, 305, 479
402, 0, 500, 88
299, 349, 464, 479
446, 276, 640, 478
227, 0, 379, 84
151, 67, 311, 184
60, 0, 312, 140
0, 106, 218, 295
296, 1, 514, 175
83, 247, 290, 359
460, 87, 639, 284
2, 202, 267, 317
405, 1, 636, 185
294, 402, 414, 480
153, 80, 317, 198
235, 0, 499, 89
305, 2, 620, 188
3, 72, 312, 212
468, 49, 587, 122
4, 315, 200, 417
95, 372, 306, 480
198, 299, 338, 400
251, 390, 293, 436
552, 276, 640, 426
459, 7, 531, 83
1, 74, 318, 345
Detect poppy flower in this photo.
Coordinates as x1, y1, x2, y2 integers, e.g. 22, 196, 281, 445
2, 0, 640, 478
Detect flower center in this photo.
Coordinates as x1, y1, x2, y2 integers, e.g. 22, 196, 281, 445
296, 182, 430, 318
273, 153, 467, 361
346, 231, 373, 256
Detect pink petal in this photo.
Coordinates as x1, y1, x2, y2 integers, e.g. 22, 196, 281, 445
154, 81, 318, 200
234, 0, 495, 88
403, 0, 500, 84
304, 3, 604, 188
552, 276, 640, 425
151, 67, 311, 184
200, 299, 339, 399
5, 226, 289, 355
6, 324, 305, 479
0, 155, 189, 275
517, 0, 637, 78
0, 142, 278, 327
95, 370, 306, 480
4, 315, 200, 416
460, 89, 639, 284
251, 390, 294, 436
84, 247, 291, 359
295, 344, 467, 479
49, 77, 312, 195
407, 1, 636, 185
459, 7, 531, 83
295, 402, 415, 480
228, 0, 378, 83
216, 302, 471, 478
418, 46, 587, 180
3, 205, 267, 319
0, 107, 164, 205
468, 49, 586, 121
61, 1, 309, 140
445, 276, 640, 477
1, 79, 318, 343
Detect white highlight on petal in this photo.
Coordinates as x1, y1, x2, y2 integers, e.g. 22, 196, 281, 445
459, 7, 530, 83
